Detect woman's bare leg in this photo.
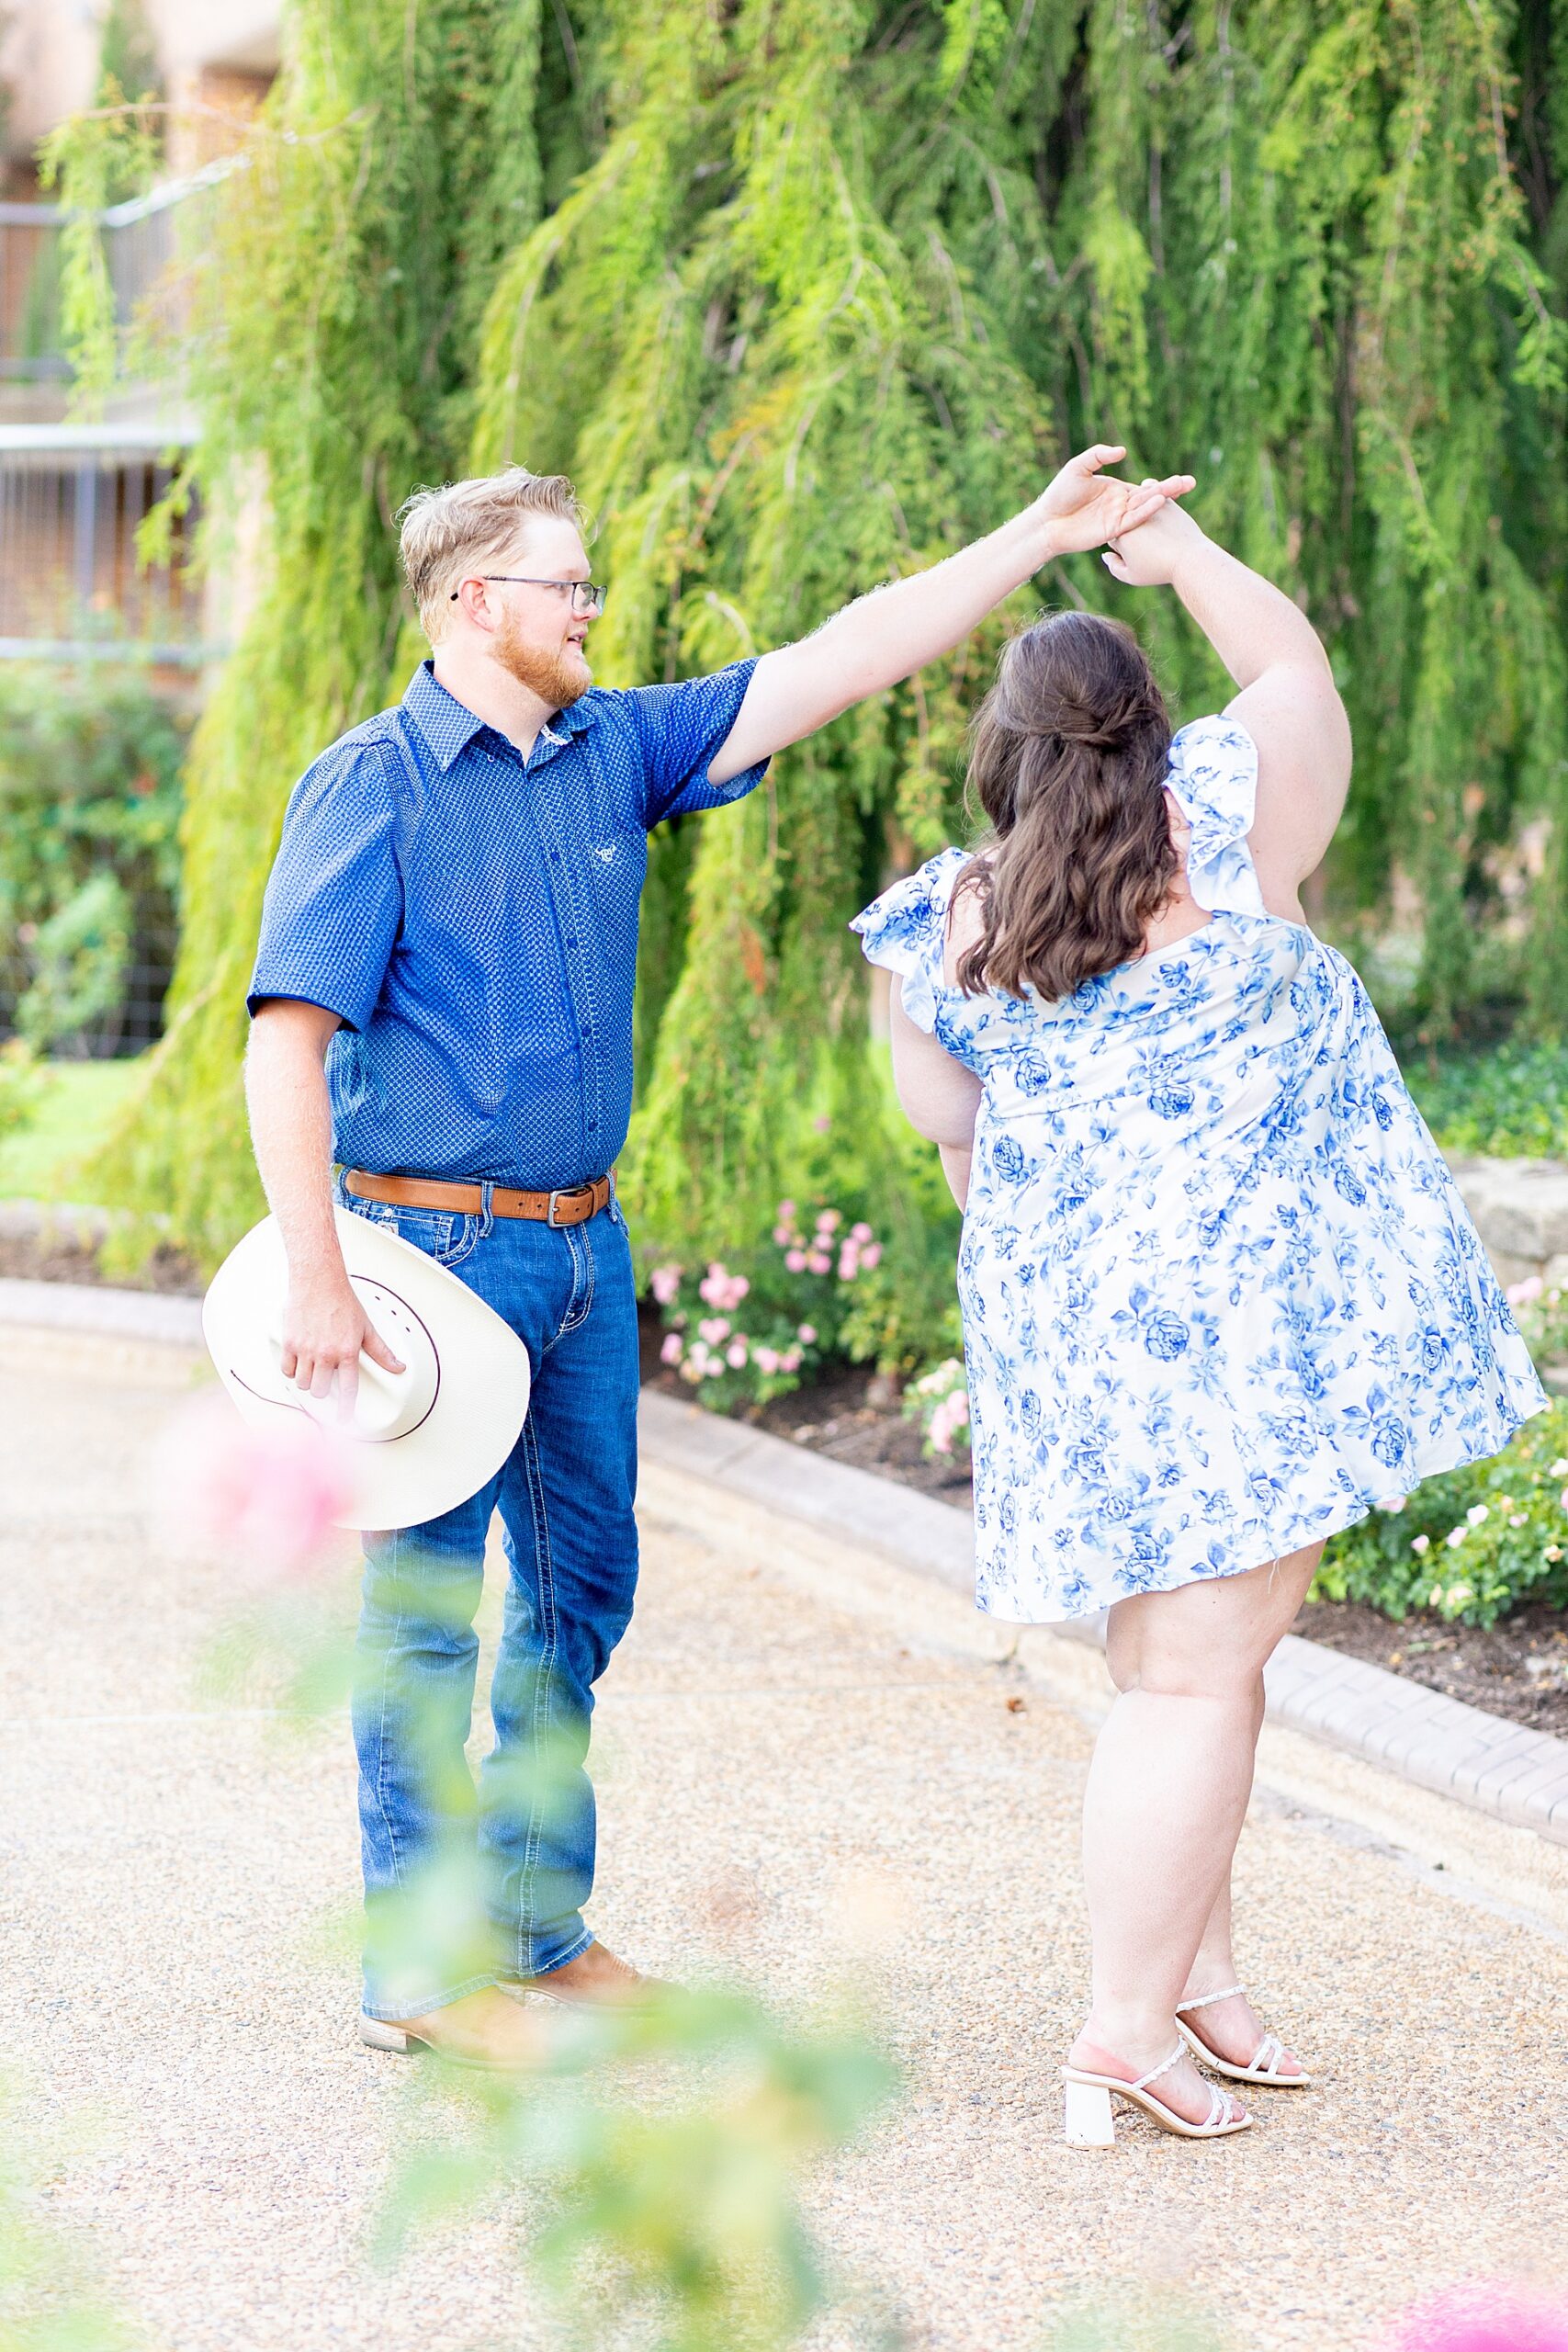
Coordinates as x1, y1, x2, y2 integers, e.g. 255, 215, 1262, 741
1067, 1544, 1322, 2124
1175, 1675, 1303, 2072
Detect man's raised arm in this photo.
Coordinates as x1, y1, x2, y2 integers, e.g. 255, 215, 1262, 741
707, 446, 1194, 786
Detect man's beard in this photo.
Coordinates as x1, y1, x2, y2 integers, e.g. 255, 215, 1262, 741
491, 608, 592, 712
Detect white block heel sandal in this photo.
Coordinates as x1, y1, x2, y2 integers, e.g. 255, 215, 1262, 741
1175, 1984, 1312, 2087
1061, 2046, 1251, 2144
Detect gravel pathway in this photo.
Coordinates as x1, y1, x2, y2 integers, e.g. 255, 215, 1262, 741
4, 1343, 1566, 2352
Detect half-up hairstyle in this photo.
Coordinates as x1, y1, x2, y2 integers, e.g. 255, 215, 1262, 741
954, 611, 1177, 1002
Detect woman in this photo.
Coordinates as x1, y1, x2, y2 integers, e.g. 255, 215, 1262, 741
852, 492, 1546, 2144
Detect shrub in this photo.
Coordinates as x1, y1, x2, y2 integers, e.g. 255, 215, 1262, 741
0, 667, 188, 1056
0, 1039, 52, 1142
903, 1358, 972, 1460
1314, 1402, 1568, 1627
650, 1204, 885, 1410
643, 1077, 964, 1405
1404, 1040, 1568, 1160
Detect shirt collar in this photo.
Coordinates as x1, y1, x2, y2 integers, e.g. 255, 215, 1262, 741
403, 660, 594, 771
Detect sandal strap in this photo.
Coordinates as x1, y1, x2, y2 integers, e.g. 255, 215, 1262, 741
1202, 2081, 1235, 2130
1249, 2031, 1289, 2078
1134, 2043, 1187, 2094
1175, 1984, 1246, 2015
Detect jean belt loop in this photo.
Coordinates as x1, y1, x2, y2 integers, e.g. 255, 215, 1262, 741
479, 1180, 495, 1239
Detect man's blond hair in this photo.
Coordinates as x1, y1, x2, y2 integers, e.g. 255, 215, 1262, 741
398, 468, 587, 641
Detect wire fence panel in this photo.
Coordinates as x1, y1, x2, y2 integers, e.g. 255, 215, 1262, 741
0, 451, 204, 657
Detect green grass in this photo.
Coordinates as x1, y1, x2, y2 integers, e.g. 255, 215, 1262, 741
0, 1057, 144, 1202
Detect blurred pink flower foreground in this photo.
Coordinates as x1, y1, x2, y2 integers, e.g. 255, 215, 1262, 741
152, 1393, 356, 1581
1382, 2284, 1568, 2352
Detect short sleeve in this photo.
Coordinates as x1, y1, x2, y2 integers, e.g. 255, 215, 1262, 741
1165, 715, 1267, 918
850, 850, 966, 1035
247, 739, 406, 1031
624, 659, 771, 829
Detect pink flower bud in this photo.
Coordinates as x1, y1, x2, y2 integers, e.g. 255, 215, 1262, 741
850, 1221, 874, 1243
785, 1250, 807, 1272
816, 1209, 841, 1233
807, 1251, 831, 1275
660, 1332, 684, 1366
797, 1323, 817, 1345
650, 1264, 682, 1306
859, 1242, 882, 1271
726, 1340, 749, 1368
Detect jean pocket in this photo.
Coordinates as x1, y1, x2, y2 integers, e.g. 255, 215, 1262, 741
388, 1205, 480, 1269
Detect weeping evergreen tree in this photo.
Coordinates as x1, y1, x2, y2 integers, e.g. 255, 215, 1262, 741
53, 0, 1568, 1274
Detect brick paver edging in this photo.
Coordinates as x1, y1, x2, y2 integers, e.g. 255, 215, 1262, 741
9, 1272, 1568, 1849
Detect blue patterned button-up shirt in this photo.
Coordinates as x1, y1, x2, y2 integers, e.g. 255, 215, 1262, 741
248, 658, 768, 1189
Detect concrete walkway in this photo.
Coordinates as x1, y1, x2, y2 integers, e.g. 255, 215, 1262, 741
5, 1338, 1568, 2352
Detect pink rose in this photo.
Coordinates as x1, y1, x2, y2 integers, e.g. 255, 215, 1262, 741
807, 1252, 831, 1275
151, 1394, 355, 1586
796, 1323, 817, 1345
785, 1249, 807, 1273
726, 1340, 749, 1368
660, 1332, 684, 1366
850, 1221, 874, 1243
859, 1242, 882, 1271
649, 1264, 682, 1306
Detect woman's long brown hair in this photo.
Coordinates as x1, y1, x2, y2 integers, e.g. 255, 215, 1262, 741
953, 610, 1178, 1003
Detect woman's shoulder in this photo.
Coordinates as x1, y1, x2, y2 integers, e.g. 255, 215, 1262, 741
850, 845, 969, 947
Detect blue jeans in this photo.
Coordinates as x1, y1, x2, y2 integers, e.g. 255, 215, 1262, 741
337, 1177, 639, 2020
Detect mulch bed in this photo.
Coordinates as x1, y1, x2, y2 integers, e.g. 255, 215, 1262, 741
10, 1244, 1564, 1735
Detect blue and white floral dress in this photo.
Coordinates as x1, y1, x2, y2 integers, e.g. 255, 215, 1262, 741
852, 716, 1547, 1624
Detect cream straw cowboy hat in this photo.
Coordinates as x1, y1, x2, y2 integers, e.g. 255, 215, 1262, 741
202, 1206, 532, 1531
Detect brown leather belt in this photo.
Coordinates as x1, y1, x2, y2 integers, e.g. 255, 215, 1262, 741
344, 1168, 614, 1228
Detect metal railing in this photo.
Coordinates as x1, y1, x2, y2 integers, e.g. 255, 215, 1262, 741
0, 169, 223, 381
0, 429, 206, 663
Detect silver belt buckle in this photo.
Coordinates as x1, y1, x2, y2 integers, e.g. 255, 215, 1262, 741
547, 1183, 589, 1227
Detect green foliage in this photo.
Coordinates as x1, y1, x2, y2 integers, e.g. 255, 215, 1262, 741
0, 1042, 52, 1146
1404, 1039, 1568, 1159
0, 667, 187, 1057
1039, 2285, 1231, 2352
16, 875, 132, 1054
374, 1991, 899, 2352
96, 0, 163, 109
1314, 1401, 1568, 1625
0, 2078, 136, 2352
48, 0, 1568, 1278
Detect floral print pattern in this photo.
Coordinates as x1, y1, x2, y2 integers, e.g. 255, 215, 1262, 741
852, 716, 1547, 1623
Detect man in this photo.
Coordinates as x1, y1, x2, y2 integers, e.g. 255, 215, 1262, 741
246, 447, 1190, 2067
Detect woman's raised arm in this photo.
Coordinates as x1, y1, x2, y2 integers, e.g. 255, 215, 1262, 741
1103, 500, 1351, 914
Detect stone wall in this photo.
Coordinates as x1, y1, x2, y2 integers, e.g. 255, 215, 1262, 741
1445, 1157, 1568, 1292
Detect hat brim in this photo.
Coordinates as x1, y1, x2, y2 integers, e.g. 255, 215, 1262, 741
202, 1208, 532, 1532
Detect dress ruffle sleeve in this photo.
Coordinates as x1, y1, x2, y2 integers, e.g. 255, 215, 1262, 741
850, 849, 966, 1035
1165, 716, 1268, 919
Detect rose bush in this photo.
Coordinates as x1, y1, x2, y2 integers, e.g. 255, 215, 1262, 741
1314, 1401, 1568, 1627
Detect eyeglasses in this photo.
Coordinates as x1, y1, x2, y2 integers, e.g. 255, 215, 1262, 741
450, 575, 608, 615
